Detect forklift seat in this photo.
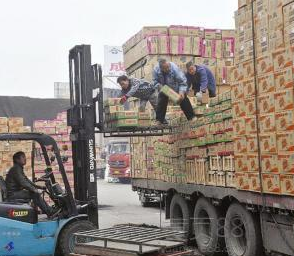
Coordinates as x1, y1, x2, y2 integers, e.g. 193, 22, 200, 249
0, 176, 30, 204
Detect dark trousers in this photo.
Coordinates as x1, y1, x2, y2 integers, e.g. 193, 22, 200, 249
156, 92, 195, 122
9, 190, 52, 216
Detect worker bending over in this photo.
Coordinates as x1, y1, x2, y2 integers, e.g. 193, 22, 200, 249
117, 75, 157, 112
153, 59, 196, 126
185, 61, 216, 103
5, 151, 54, 217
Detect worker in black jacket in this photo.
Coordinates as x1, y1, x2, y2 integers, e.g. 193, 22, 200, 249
5, 151, 53, 216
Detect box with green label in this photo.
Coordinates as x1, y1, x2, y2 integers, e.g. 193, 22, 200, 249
160, 85, 181, 103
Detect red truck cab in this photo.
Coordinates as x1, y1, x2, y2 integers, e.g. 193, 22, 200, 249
107, 140, 130, 183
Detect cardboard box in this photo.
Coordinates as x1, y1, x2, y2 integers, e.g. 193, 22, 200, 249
258, 93, 275, 114
0, 117, 7, 126
247, 135, 258, 153
222, 37, 235, 58
283, 2, 294, 27
272, 47, 294, 71
233, 118, 246, 136
8, 117, 23, 128
244, 97, 257, 116
259, 113, 276, 133
274, 89, 294, 113
115, 111, 138, 119
257, 73, 275, 94
231, 83, 244, 102
170, 36, 192, 55
260, 133, 277, 153
169, 25, 188, 35
256, 54, 274, 75
0, 125, 8, 133
160, 85, 181, 103
245, 116, 257, 135
230, 64, 244, 82
247, 154, 259, 172
269, 29, 284, 51
232, 101, 246, 118
274, 67, 294, 91
278, 154, 294, 174
242, 60, 254, 78
248, 172, 261, 192
277, 132, 294, 153
275, 110, 294, 131
187, 26, 204, 37
204, 29, 222, 40
104, 98, 121, 107
234, 137, 247, 154
261, 154, 279, 173
192, 37, 202, 56
235, 155, 248, 172
269, 7, 283, 31
280, 174, 294, 195
243, 79, 256, 98
235, 172, 250, 190
158, 36, 170, 54
262, 173, 281, 194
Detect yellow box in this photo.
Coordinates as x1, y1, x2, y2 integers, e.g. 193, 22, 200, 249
247, 135, 258, 153
278, 154, 294, 174
274, 89, 294, 113
261, 154, 279, 173
259, 113, 276, 133
257, 73, 275, 94
245, 116, 257, 135
276, 132, 294, 153
280, 174, 294, 196
248, 172, 261, 192
8, 117, 23, 128
256, 54, 274, 75
244, 97, 257, 116
0, 117, 7, 126
258, 93, 275, 114
235, 172, 250, 190
274, 67, 294, 92
234, 137, 247, 154
243, 78, 256, 98
275, 110, 294, 132
247, 154, 259, 172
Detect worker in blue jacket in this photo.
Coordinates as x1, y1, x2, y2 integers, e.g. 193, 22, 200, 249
185, 62, 216, 103
153, 59, 196, 126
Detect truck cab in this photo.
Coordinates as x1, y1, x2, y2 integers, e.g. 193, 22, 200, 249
107, 140, 130, 183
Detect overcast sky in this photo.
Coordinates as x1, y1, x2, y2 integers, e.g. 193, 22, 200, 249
0, 0, 237, 98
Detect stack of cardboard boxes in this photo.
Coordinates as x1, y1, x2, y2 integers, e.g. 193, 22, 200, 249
131, 91, 235, 187
233, 0, 294, 196
33, 112, 74, 191
0, 117, 32, 178
123, 25, 235, 95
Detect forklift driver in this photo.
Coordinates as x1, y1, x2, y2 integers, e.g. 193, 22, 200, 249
5, 151, 54, 217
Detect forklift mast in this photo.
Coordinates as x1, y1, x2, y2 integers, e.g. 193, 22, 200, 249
67, 45, 101, 227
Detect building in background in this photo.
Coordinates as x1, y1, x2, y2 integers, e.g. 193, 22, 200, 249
54, 82, 70, 99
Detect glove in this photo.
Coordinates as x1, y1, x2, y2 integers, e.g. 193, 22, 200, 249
120, 95, 127, 104
196, 91, 203, 103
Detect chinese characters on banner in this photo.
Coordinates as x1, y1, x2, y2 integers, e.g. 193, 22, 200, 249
104, 46, 125, 77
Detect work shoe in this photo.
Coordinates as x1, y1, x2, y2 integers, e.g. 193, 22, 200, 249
189, 116, 197, 127
152, 120, 165, 128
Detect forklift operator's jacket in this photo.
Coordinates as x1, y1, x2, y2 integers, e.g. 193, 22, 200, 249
152, 62, 188, 94
120, 78, 155, 100
5, 164, 38, 197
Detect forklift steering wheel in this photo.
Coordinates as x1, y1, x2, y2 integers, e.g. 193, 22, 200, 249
36, 170, 52, 182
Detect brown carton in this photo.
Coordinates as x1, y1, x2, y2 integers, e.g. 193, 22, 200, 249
280, 174, 294, 196
248, 172, 261, 192
0, 117, 7, 126
269, 29, 284, 51
235, 155, 248, 172
261, 154, 279, 173
247, 154, 259, 172
274, 89, 294, 113
247, 135, 258, 153
243, 79, 256, 98
277, 132, 294, 153
244, 97, 257, 116
272, 47, 294, 71
257, 73, 275, 94
258, 93, 275, 114
274, 67, 294, 91
245, 116, 257, 135
229, 64, 244, 82
0, 125, 8, 133
262, 173, 281, 194
283, 2, 294, 27
284, 24, 294, 46
275, 111, 294, 132
259, 113, 276, 133
278, 154, 294, 174
269, 8, 283, 31
256, 54, 274, 75
232, 101, 246, 118
8, 117, 23, 128
242, 60, 254, 79
231, 83, 244, 102
234, 137, 247, 154
235, 172, 250, 190
260, 133, 277, 153
256, 34, 269, 56
233, 118, 246, 136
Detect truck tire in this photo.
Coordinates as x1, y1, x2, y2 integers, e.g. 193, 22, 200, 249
225, 203, 262, 256
58, 220, 95, 256
139, 194, 149, 207
194, 197, 224, 256
170, 194, 192, 236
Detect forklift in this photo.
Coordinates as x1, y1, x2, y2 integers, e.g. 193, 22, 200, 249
0, 44, 178, 256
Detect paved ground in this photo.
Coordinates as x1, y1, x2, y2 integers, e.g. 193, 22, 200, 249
97, 179, 168, 229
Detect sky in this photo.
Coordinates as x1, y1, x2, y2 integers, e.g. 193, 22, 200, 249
0, 0, 237, 98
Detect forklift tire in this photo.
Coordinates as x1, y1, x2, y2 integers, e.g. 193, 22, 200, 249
225, 203, 262, 256
57, 220, 95, 256
194, 197, 224, 256
170, 194, 192, 237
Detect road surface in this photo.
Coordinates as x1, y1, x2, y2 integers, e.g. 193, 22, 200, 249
97, 179, 167, 229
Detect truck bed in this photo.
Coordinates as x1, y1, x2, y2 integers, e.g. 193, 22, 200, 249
132, 178, 294, 211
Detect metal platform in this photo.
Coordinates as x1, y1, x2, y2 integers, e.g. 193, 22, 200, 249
98, 126, 174, 137
74, 225, 186, 256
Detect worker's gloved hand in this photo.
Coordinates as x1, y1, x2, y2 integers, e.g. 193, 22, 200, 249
196, 91, 203, 103
120, 95, 127, 104
179, 92, 185, 102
